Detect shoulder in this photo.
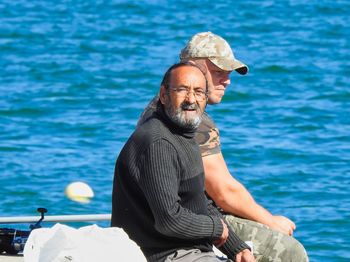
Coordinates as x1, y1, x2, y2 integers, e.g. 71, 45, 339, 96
201, 111, 216, 127
137, 95, 159, 127
195, 112, 221, 157
120, 117, 173, 162
134, 115, 179, 151
134, 115, 166, 143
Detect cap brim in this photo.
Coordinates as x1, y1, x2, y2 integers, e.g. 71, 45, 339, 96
209, 57, 248, 75
235, 65, 248, 75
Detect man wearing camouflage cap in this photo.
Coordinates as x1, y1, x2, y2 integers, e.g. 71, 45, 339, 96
180, 31, 248, 75
138, 32, 308, 261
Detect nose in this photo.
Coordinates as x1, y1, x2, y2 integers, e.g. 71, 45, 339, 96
185, 91, 197, 103
221, 75, 231, 86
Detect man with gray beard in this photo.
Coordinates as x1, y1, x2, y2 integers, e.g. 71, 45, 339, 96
111, 62, 255, 262
164, 99, 202, 129
138, 32, 308, 262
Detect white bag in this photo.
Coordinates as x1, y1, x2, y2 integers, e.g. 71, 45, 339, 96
23, 223, 146, 262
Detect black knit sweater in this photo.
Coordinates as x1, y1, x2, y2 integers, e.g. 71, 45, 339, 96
111, 104, 249, 261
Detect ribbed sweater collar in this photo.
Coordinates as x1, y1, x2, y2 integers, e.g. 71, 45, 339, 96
155, 102, 196, 139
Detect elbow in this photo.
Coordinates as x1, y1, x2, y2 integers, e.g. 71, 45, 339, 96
208, 184, 238, 211
153, 208, 182, 237
208, 187, 230, 208
154, 216, 185, 238
154, 221, 172, 236
216, 194, 232, 211
213, 190, 228, 207
154, 216, 174, 236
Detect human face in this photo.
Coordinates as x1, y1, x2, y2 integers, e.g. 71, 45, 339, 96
160, 65, 207, 129
205, 60, 232, 104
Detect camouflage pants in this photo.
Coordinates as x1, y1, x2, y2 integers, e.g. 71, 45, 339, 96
225, 215, 309, 262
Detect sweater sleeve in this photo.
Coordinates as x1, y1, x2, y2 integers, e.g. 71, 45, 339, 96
206, 198, 251, 259
138, 139, 223, 241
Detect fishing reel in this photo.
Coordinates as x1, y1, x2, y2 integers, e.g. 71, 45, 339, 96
0, 228, 30, 255
0, 207, 47, 255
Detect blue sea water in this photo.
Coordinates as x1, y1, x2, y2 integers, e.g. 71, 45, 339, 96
0, 0, 349, 261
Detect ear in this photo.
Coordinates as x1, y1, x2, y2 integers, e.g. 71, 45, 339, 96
159, 85, 167, 105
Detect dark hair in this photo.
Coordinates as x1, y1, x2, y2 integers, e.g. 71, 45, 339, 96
161, 61, 208, 91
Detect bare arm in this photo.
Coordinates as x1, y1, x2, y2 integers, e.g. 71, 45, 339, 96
203, 152, 296, 236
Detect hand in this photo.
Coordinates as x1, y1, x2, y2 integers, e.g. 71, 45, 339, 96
213, 219, 229, 247
270, 215, 296, 236
235, 249, 255, 262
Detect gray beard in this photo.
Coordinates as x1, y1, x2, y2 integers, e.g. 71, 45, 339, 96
164, 103, 202, 130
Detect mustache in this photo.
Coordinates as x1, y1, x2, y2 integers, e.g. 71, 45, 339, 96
181, 101, 198, 110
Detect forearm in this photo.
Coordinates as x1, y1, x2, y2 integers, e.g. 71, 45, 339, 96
207, 198, 250, 258
216, 181, 276, 227
218, 184, 296, 235
219, 229, 251, 260
203, 153, 275, 227
203, 152, 296, 236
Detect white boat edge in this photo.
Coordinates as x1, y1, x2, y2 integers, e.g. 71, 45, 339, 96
0, 214, 111, 224
0, 254, 24, 262
1, 214, 112, 261
0, 213, 242, 261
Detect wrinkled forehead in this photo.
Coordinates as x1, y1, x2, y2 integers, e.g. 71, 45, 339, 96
170, 65, 207, 88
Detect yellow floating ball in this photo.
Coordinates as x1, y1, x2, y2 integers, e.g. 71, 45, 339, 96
65, 181, 94, 203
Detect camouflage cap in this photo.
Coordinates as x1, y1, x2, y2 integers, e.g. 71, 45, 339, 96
180, 32, 248, 75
